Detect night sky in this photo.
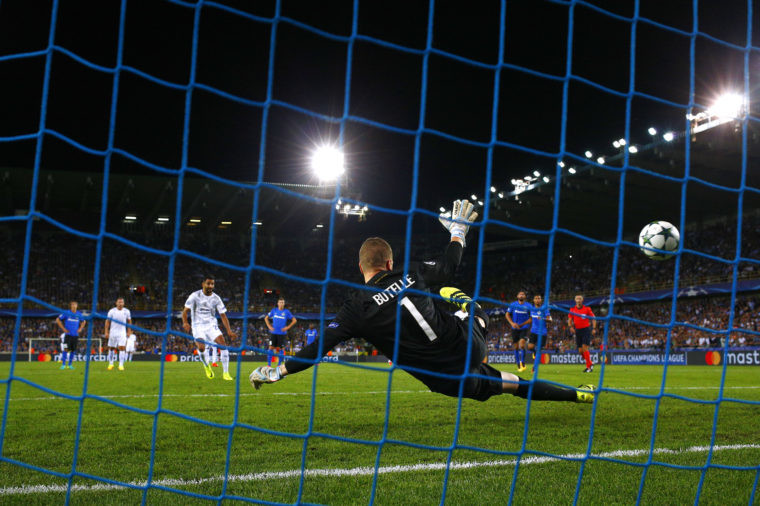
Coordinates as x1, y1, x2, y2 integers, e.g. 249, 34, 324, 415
1, 0, 758, 242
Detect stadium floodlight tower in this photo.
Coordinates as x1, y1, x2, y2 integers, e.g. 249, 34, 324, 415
688, 92, 748, 135
311, 144, 367, 220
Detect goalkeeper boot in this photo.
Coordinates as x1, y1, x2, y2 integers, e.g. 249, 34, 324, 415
249, 366, 282, 390
576, 384, 596, 404
222, 372, 233, 381
204, 365, 214, 379
439, 287, 480, 313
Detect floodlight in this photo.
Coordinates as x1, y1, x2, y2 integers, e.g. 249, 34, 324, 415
568, 167, 577, 174
709, 93, 745, 119
253, 221, 262, 226
189, 218, 201, 223
663, 132, 674, 142
498, 192, 504, 198
585, 150, 593, 158
157, 217, 169, 222
618, 138, 626, 146
125, 215, 137, 221
220, 221, 232, 225
558, 161, 565, 168
477, 200, 483, 206
490, 186, 496, 193
648, 127, 657, 136
628, 146, 638, 153
471, 194, 477, 200
533, 170, 540, 177
596, 157, 605, 164
612, 140, 620, 149
542, 176, 550, 183
316, 224, 324, 228
311, 145, 345, 181
439, 206, 446, 212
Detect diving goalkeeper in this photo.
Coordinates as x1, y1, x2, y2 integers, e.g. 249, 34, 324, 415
250, 199, 594, 403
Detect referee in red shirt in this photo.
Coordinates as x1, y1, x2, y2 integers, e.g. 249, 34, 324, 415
568, 295, 596, 373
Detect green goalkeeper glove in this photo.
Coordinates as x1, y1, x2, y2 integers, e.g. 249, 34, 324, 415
249, 366, 283, 390
439, 199, 478, 246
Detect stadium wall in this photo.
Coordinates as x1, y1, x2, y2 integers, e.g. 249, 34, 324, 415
7, 349, 759, 366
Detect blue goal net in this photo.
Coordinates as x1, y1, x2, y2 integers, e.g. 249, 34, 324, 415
1, 0, 759, 504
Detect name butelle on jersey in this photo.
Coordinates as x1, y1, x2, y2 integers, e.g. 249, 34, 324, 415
184, 290, 227, 328
107, 307, 131, 335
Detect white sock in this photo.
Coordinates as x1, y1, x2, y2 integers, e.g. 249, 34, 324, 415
198, 348, 209, 367
211, 346, 218, 363
221, 349, 229, 374
108, 350, 114, 365
118, 351, 125, 367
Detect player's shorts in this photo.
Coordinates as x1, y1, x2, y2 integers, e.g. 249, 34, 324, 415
270, 333, 288, 348
193, 325, 222, 344
575, 327, 591, 347
528, 332, 546, 346
108, 333, 127, 348
125, 341, 136, 353
64, 335, 79, 352
511, 327, 529, 342
414, 307, 503, 402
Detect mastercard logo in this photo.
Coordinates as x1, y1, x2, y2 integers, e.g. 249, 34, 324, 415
37, 353, 52, 362
540, 353, 550, 364
705, 351, 721, 365
165, 354, 179, 362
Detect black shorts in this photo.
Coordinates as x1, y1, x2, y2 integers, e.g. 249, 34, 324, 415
64, 335, 78, 352
412, 307, 502, 402
528, 333, 546, 346
575, 327, 591, 347
512, 327, 529, 342
270, 333, 288, 348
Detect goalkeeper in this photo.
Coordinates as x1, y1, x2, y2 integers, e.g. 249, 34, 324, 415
251, 200, 593, 403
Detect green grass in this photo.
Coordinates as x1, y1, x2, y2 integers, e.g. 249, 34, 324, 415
0, 360, 758, 505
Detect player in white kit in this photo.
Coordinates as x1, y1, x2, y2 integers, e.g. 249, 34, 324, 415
126, 333, 137, 361
105, 297, 132, 371
182, 275, 237, 380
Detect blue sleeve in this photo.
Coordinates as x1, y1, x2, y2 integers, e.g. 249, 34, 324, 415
267, 309, 274, 318
507, 303, 514, 316
58, 314, 65, 322
287, 310, 294, 320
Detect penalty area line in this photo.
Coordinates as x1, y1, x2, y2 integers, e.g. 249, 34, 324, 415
1, 443, 759, 496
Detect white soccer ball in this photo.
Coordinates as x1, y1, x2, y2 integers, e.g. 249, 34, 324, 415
638, 220, 680, 260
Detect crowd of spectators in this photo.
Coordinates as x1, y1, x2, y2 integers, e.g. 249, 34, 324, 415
0, 211, 758, 355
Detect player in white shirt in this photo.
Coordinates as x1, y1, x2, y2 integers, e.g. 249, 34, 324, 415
126, 333, 137, 361
59, 332, 67, 363
105, 297, 132, 371
182, 275, 238, 380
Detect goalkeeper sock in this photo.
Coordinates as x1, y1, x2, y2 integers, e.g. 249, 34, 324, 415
513, 378, 576, 402
221, 349, 229, 373
267, 349, 273, 366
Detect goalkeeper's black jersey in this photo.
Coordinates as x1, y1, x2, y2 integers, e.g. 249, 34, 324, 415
285, 242, 481, 377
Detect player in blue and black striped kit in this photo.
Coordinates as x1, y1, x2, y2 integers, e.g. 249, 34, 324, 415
55, 301, 86, 370
529, 294, 552, 372
265, 298, 297, 366
506, 291, 532, 372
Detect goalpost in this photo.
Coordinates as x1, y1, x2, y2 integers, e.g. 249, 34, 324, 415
28, 338, 102, 362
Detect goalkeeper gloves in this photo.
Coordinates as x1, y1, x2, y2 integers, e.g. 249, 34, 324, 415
249, 366, 283, 390
439, 199, 478, 246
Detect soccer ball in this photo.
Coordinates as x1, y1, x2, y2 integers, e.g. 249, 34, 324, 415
638, 221, 680, 260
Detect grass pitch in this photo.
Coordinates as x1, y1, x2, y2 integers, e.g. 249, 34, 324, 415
0, 360, 759, 505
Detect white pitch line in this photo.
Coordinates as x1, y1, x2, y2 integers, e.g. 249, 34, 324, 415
2, 385, 759, 402
1, 443, 759, 496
